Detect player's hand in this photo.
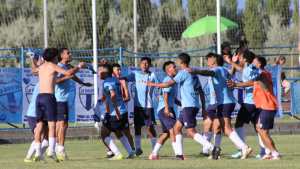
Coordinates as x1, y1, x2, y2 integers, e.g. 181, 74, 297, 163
232, 54, 239, 63
123, 97, 130, 102
77, 62, 86, 69
226, 80, 235, 88
83, 82, 93, 87
164, 108, 173, 118
94, 122, 101, 131
115, 109, 121, 121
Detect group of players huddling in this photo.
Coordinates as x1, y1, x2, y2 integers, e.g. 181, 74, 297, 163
23, 46, 280, 163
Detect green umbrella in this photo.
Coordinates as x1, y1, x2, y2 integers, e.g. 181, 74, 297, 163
182, 16, 238, 38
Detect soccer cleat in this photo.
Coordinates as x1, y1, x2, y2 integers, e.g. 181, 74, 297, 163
106, 151, 115, 158
32, 156, 41, 162
135, 148, 143, 156
148, 154, 159, 160
231, 151, 242, 159
241, 147, 253, 160
261, 154, 272, 160
108, 154, 123, 160
255, 154, 262, 159
175, 155, 185, 160
271, 155, 281, 160
47, 154, 60, 163
24, 158, 34, 163
57, 152, 66, 162
211, 147, 221, 160
126, 151, 135, 159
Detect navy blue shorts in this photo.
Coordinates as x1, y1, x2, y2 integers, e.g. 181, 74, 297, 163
57, 102, 69, 122
27, 116, 37, 134
178, 107, 199, 129
103, 113, 129, 132
36, 94, 57, 122
235, 103, 259, 127
158, 108, 176, 133
134, 107, 155, 127
205, 104, 218, 119
217, 103, 236, 118
258, 109, 276, 130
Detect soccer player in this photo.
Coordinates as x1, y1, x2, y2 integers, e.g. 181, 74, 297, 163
228, 56, 280, 160
34, 48, 85, 161
99, 64, 135, 160
125, 57, 157, 155
55, 48, 92, 161
24, 52, 49, 162
148, 61, 181, 160
192, 53, 252, 159
225, 50, 261, 159
146, 53, 215, 160
112, 63, 135, 151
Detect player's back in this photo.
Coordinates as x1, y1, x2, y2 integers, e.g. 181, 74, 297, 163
38, 62, 57, 94
212, 66, 235, 104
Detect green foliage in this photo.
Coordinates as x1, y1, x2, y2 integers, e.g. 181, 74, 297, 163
266, 0, 291, 26
188, 0, 216, 22
243, 0, 267, 48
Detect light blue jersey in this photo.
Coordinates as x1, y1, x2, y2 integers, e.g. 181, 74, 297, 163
173, 69, 200, 108
127, 70, 157, 108
55, 63, 71, 102
157, 76, 177, 112
208, 77, 217, 105
242, 64, 260, 104
26, 83, 39, 117
212, 66, 235, 104
103, 77, 127, 116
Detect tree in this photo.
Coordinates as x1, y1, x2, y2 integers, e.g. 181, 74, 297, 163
292, 0, 299, 25
120, 0, 133, 18
266, 0, 291, 26
243, 0, 267, 48
188, 0, 215, 22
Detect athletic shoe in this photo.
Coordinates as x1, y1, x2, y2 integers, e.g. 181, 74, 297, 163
32, 156, 41, 162
57, 152, 66, 161
47, 154, 59, 162
148, 154, 159, 160
255, 154, 262, 159
108, 154, 123, 160
231, 151, 242, 159
261, 154, 272, 160
241, 147, 253, 159
175, 155, 185, 160
135, 148, 143, 156
211, 147, 221, 160
106, 151, 115, 158
200, 152, 210, 157
24, 158, 34, 163
271, 155, 281, 160
126, 151, 135, 159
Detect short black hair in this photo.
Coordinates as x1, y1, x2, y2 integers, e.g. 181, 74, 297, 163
140, 57, 151, 65
43, 48, 58, 62
102, 64, 113, 75
205, 52, 224, 66
58, 48, 68, 62
112, 63, 121, 69
256, 56, 267, 69
178, 53, 190, 65
162, 61, 175, 72
242, 50, 255, 64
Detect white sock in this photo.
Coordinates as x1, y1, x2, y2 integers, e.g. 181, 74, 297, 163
272, 151, 279, 157
150, 138, 157, 150
258, 134, 265, 148
135, 135, 141, 149
57, 144, 65, 153
193, 133, 213, 151
229, 131, 247, 150
214, 133, 222, 147
175, 134, 183, 155
152, 143, 162, 156
203, 132, 213, 141
235, 127, 245, 142
119, 136, 133, 154
171, 142, 177, 155
41, 139, 49, 155
26, 141, 36, 159
104, 137, 121, 156
265, 148, 271, 155
34, 142, 41, 157
48, 137, 56, 155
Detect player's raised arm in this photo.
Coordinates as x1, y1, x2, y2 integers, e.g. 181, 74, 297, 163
146, 79, 175, 88
227, 79, 254, 88
191, 69, 215, 77
53, 62, 85, 76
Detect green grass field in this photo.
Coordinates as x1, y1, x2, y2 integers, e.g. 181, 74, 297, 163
1, 135, 300, 169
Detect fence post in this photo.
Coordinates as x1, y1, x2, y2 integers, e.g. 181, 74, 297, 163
20, 47, 24, 125
20, 47, 24, 69
119, 47, 123, 66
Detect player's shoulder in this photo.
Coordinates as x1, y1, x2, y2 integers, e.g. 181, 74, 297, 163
163, 75, 172, 82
